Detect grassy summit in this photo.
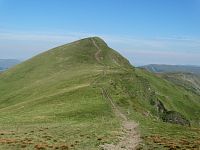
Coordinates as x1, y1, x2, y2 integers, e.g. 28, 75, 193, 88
0, 37, 199, 149
0, 37, 130, 111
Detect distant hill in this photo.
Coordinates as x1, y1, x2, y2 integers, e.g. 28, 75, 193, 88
0, 37, 199, 149
0, 59, 20, 71
140, 64, 200, 74
140, 64, 200, 95
161, 72, 200, 95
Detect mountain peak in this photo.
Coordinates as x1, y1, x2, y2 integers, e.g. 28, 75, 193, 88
76, 36, 108, 47
48, 36, 131, 67
2, 37, 132, 79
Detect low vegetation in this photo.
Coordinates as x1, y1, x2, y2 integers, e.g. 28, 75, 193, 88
0, 37, 199, 149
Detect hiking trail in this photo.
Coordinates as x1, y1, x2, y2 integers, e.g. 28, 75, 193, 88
91, 38, 141, 149
92, 39, 102, 62
100, 88, 141, 150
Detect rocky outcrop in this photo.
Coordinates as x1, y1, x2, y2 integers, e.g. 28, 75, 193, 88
154, 99, 190, 126
162, 111, 190, 126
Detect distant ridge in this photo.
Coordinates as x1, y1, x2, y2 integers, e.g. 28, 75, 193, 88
140, 64, 200, 74
0, 59, 20, 71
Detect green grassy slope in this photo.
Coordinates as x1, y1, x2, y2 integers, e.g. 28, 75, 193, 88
0, 37, 131, 149
161, 72, 200, 95
0, 37, 199, 149
101, 68, 200, 149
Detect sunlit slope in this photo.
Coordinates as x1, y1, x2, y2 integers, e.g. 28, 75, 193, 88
134, 69, 200, 125
0, 37, 131, 113
0, 37, 133, 149
100, 68, 200, 149
98, 67, 200, 126
0, 37, 199, 149
161, 72, 200, 95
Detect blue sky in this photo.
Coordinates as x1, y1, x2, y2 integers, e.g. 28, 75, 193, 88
0, 0, 200, 66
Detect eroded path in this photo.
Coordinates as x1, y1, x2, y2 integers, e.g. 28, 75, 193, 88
100, 88, 140, 150
92, 39, 102, 62
91, 39, 140, 149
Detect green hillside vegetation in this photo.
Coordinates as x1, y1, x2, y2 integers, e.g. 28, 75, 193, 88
161, 72, 200, 95
0, 37, 199, 149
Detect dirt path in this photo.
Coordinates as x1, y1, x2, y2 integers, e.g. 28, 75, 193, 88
91, 39, 102, 62
100, 88, 140, 150
90, 38, 140, 149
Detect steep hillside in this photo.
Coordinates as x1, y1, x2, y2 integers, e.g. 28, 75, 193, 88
0, 37, 135, 150
0, 37, 199, 150
140, 64, 200, 75
0, 37, 131, 110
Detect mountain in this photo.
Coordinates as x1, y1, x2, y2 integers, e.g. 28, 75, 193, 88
140, 64, 200, 75
0, 59, 20, 71
0, 37, 199, 150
